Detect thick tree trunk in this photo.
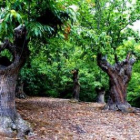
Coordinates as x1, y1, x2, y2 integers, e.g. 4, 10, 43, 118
72, 69, 80, 101
0, 74, 17, 119
0, 25, 31, 138
97, 53, 136, 112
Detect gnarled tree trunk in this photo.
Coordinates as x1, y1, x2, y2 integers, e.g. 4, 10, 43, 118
0, 25, 31, 138
72, 69, 80, 101
97, 53, 136, 112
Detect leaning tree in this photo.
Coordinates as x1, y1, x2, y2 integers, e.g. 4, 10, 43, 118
0, 0, 71, 138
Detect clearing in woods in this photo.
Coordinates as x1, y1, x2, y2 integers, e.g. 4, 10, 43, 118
1, 97, 140, 140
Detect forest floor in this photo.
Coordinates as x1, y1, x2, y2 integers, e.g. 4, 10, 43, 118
2, 97, 140, 140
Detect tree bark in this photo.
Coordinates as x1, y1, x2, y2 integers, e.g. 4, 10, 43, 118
16, 78, 27, 99
97, 53, 136, 112
72, 69, 80, 101
0, 25, 31, 138
96, 87, 105, 103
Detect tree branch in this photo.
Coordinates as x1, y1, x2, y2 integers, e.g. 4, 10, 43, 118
0, 25, 29, 73
0, 39, 11, 52
97, 53, 113, 73
126, 52, 131, 61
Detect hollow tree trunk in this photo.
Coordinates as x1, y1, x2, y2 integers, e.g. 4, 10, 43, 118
72, 69, 80, 101
97, 53, 136, 112
0, 25, 31, 138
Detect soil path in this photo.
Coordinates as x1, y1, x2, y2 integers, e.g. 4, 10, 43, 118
1, 97, 140, 140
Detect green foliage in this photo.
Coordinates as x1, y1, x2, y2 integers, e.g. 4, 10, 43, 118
1, 0, 140, 105
0, 0, 72, 40
127, 60, 140, 107
0, 49, 13, 61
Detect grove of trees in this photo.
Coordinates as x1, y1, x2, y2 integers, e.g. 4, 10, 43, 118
0, 0, 140, 138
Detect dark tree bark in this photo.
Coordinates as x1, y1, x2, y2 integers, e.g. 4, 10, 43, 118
72, 69, 80, 101
96, 87, 105, 103
16, 78, 27, 99
97, 53, 136, 112
0, 25, 31, 138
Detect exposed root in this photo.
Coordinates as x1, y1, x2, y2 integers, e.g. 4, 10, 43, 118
0, 113, 32, 139
69, 99, 79, 103
104, 102, 136, 113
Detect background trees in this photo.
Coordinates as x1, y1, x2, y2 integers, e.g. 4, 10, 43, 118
0, 0, 140, 107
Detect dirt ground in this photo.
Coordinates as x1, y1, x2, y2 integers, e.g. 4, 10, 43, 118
1, 97, 140, 140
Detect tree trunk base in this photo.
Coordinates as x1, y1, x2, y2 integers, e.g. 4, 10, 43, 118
16, 92, 27, 99
69, 98, 79, 103
0, 113, 32, 139
104, 102, 136, 113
